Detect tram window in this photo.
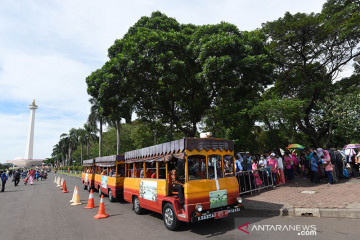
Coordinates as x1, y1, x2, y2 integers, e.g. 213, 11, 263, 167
188, 155, 207, 180
208, 155, 223, 179
117, 164, 125, 177
158, 162, 166, 179
135, 162, 142, 178
223, 155, 234, 177
145, 162, 156, 178
108, 167, 114, 176
127, 163, 133, 177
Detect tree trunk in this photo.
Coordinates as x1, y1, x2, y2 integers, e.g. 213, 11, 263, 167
87, 142, 89, 159
80, 144, 83, 165
68, 146, 72, 166
116, 120, 121, 155
99, 118, 103, 157
191, 121, 197, 137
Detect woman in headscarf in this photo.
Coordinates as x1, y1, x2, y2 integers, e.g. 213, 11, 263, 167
317, 148, 325, 177
284, 152, 294, 181
267, 153, 278, 185
323, 150, 334, 184
292, 153, 299, 176
251, 159, 262, 187
276, 152, 285, 185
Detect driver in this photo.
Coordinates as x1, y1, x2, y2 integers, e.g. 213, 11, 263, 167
171, 166, 185, 210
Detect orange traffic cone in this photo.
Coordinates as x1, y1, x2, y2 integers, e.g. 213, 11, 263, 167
69, 186, 76, 202
71, 186, 82, 205
84, 189, 97, 209
93, 194, 109, 219
62, 180, 69, 193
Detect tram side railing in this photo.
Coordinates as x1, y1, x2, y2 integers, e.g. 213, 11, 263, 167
237, 167, 275, 195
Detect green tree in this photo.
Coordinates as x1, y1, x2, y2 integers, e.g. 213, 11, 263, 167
60, 128, 79, 166
104, 12, 272, 138
83, 123, 97, 159
86, 59, 133, 155
258, 0, 360, 147
88, 98, 106, 157
316, 73, 360, 147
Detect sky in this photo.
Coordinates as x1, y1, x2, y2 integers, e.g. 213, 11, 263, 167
0, 0, 339, 163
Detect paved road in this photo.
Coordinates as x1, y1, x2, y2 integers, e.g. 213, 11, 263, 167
0, 173, 359, 240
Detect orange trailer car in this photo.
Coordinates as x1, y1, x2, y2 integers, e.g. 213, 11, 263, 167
81, 159, 95, 192
94, 155, 125, 202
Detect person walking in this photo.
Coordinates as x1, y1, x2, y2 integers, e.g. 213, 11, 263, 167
1, 171, 8, 192
35, 171, 39, 181
29, 170, 35, 185
14, 170, 21, 187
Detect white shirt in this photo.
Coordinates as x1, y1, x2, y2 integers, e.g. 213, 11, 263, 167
276, 157, 284, 170
258, 159, 267, 168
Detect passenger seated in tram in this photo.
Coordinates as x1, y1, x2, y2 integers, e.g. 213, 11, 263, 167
224, 160, 234, 177
171, 161, 185, 210
110, 168, 115, 177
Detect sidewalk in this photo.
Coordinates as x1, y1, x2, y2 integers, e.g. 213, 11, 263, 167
242, 176, 360, 218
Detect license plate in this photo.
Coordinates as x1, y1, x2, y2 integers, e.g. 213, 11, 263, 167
214, 210, 228, 219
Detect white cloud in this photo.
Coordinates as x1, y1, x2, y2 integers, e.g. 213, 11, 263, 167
0, 0, 332, 162
0, 53, 91, 114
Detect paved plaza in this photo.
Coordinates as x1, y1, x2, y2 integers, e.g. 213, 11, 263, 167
243, 176, 360, 218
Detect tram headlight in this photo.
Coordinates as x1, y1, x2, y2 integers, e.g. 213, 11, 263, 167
195, 204, 203, 212
237, 197, 243, 204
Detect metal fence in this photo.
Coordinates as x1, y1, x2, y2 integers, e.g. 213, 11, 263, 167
237, 167, 275, 195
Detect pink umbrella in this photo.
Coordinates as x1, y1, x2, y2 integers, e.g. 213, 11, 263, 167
343, 144, 360, 149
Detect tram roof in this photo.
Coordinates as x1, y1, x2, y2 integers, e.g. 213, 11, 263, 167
124, 138, 234, 161
95, 155, 125, 163
82, 159, 94, 166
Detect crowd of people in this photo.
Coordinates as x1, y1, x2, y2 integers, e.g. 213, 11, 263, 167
0, 168, 49, 192
235, 148, 360, 192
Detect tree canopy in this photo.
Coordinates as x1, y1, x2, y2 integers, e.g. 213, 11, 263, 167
88, 11, 273, 138
257, 0, 360, 147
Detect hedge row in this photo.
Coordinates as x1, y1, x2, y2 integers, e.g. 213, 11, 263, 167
57, 166, 83, 171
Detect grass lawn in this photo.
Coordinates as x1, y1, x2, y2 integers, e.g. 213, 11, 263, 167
56, 171, 81, 178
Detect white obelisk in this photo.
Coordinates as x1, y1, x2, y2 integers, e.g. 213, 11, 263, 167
24, 100, 38, 160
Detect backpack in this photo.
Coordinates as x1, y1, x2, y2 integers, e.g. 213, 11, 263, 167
15, 171, 21, 179
1, 173, 8, 182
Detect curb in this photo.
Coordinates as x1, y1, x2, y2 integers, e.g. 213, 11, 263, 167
243, 205, 360, 219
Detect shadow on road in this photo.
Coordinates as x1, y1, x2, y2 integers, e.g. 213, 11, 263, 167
141, 201, 284, 237
1, 189, 24, 192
